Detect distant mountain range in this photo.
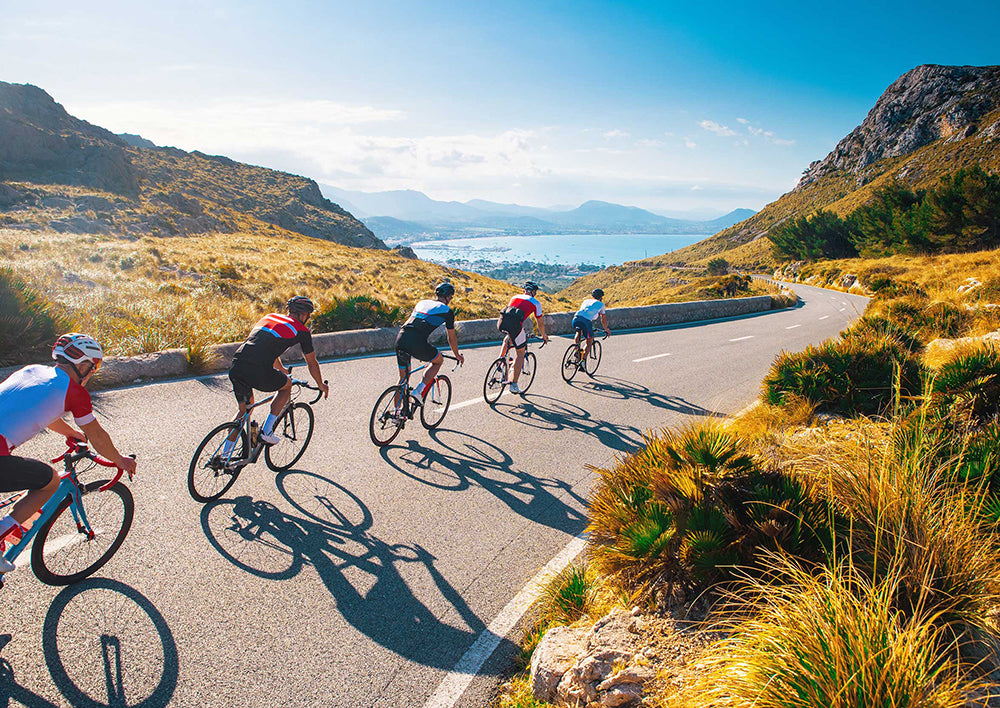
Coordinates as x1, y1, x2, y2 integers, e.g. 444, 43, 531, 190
319, 184, 755, 240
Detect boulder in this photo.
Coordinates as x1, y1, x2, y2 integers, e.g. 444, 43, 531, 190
838, 273, 857, 290
530, 625, 590, 703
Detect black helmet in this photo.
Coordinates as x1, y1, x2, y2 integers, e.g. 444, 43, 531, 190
287, 295, 315, 315
435, 282, 455, 298
523, 281, 539, 295
591, 288, 604, 300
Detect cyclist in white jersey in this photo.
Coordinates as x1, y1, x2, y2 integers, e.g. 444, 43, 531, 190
0, 334, 137, 573
395, 283, 465, 404
571, 289, 612, 363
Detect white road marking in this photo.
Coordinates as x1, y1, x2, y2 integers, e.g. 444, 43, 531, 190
423, 533, 589, 708
633, 352, 672, 362
729, 335, 754, 342
785, 324, 801, 330
449, 398, 483, 411
839, 308, 846, 312
819, 315, 830, 320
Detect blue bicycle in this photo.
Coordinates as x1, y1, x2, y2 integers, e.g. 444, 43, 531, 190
0, 439, 134, 588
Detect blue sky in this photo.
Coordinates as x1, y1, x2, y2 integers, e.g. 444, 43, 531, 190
3, 0, 999, 214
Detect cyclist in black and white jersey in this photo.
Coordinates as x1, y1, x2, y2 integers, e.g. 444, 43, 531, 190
395, 283, 465, 403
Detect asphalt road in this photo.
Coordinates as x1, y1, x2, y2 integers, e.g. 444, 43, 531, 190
0, 283, 868, 708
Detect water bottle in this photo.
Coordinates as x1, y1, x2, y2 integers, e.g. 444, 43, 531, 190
250, 420, 259, 447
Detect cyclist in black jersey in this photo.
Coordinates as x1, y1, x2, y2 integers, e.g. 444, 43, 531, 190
395, 283, 465, 403
227, 296, 329, 446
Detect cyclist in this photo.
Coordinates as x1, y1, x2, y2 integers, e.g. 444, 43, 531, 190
0, 333, 137, 573
497, 281, 548, 394
395, 282, 464, 405
226, 296, 329, 450
572, 288, 611, 366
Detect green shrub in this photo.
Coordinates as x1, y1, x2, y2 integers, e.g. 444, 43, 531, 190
312, 295, 404, 332
929, 345, 1000, 429
0, 267, 67, 366
540, 564, 593, 626
881, 298, 970, 341
587, 425, 833, 594
841, 314, 923, 353
762, 335, 922, 415
706, 258, 729, 276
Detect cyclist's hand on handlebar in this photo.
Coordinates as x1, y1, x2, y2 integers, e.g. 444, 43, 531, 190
542, 334, 550, 345
455, 352, 465, 366
318, 380, 330, 399
117, 456, 137, 478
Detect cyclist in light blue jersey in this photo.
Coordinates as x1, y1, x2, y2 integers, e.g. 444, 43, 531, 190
571, 289, 611, 364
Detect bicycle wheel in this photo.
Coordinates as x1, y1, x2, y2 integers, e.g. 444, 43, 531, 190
32, 480, 134, 586
586, 340, 603, 376
561, 344, 580, 382
370, 386, 405, 446
188, 422, 248, 502
265, 403, 315, 471
421, 375, 452, 429
519, 352, 538, 393
483, 358, 508, 404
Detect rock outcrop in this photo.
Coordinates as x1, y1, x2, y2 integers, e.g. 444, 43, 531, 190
799, 65, 1000, 188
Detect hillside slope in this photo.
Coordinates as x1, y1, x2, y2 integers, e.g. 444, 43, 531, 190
0, 81, 384, 249
563, 64, 1000, 293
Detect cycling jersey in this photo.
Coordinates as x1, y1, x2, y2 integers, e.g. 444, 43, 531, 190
400, 300, 455, 339
232, 313, 314, 368
507, 295, 542, 323
0, 365, 94, 451
575, 298, 606, 322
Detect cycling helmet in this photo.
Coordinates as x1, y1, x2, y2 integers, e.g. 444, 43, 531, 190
52, 333, 104, 369
523, 281, 539, 295
591, 288, 605, 300
287, 295, 315, 315
435, 282, 455, 298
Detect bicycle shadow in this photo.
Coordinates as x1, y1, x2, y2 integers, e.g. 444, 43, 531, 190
490, 394, 645, 453
378, 429, 589, 536
199, 471, 504, 672
0, 579, 179, 708
566, 375, 727, 418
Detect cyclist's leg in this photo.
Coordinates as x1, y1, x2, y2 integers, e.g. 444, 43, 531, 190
0, 455, 57, 526
263, 372, 293, 435
395, 347, 411, 407
510, 327, 527, 382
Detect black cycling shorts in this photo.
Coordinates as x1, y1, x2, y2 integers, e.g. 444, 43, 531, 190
0, 455, 54, 492
395, 328, 438, 369
229, 360, 289, 404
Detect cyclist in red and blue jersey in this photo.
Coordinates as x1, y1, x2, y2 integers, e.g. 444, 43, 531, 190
395, 283, 465, 404
497, 281, 548, 394
227, 296, 329, 447
0, 333, 137, 573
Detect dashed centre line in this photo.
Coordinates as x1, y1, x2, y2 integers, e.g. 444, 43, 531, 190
785, 324, 801, 330
819, 315, 830, 320
729, 335, 754, 342
633, 352, 672, 362
449, 397, 484, 411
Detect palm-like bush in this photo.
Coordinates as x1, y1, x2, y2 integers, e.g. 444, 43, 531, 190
0, 267, 66, 366
762, 333, 921, 415
588, 425, 833, 594
311, 295, 404, 332
929, 345, 1000, 429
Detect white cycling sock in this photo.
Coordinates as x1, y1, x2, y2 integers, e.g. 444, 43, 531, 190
262, 413, 278, 435
413, 382, 426, 397
0, 516, 20, 537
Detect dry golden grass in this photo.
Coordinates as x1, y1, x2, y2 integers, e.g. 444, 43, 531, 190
557, 268, 785, 307
0, 226, 547, 356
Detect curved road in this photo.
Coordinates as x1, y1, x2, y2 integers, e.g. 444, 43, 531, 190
0, 283, 867, 708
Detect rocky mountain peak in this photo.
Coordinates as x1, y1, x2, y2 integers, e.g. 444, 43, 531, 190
798, 64, 1000, 188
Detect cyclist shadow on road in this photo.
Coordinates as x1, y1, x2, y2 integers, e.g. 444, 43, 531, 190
490, 394, 645, 454
378, 428, 589, 537
0, 579, 179, 708
199, 471, 506, 672
566, 375, 727, 419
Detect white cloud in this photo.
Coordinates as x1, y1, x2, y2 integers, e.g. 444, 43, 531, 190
736, 117, 749, 124
745, 123, 795, 146
699, 120, 736, 137
691, 185, 703, 191
602, 129, 630, 139
684, 138, 697, 149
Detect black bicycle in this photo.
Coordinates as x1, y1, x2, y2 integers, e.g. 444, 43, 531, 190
188, 369, 325, 502
483, 337, 544, 404
369, 355, 460, 446
561, 329, 607, 382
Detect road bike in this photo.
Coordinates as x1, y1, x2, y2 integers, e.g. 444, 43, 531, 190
483, 337, 545, 404
188, 368, 326, 502
561, 329, 608, 382
0, 439, 135, 588
369, 355, 460, 447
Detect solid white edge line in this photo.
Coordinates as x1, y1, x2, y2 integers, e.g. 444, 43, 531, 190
449, 398, 484, 411
422, 533, 589, 708
729, 335, 754, 342
632, 352, 672, 363
785, 324, 801, 329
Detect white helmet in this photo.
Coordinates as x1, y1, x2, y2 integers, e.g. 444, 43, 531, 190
52, 333, 104, 368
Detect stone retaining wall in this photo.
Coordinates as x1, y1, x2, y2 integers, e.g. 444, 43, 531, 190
1, 295, 779, 389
